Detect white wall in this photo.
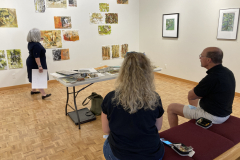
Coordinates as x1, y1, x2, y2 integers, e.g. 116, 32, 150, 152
139, 0, 240, 92
0, 0, 139, 88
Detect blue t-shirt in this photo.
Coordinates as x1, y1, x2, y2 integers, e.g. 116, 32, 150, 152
101, 91, 165, 160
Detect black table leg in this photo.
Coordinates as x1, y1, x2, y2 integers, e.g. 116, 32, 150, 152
65, 87, 69, 116
73, 86, 81, 129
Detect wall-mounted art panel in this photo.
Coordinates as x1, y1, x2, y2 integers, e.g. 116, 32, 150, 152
40, 30, 62, 49
112, 45, 120, 58
62, 30, 79, 41
102, 46, 110, 60
0, 50, 7, 70
121, 44, 128, 58
105, 13, 118, 24
90, 13, 105, 24
99, 3, 109, 12
98, 25, 111, 35
0, 8, 18, 28
34, 0, 46, 13
54, 16, 71, 29
6, 49, 23, 69
162, 13, 179, 38
69, 0, 77, 7
46, 0, 67, 8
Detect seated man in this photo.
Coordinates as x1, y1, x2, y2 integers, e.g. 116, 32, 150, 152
167, 47, 235, 128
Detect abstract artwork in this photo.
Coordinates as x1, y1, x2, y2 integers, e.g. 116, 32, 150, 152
117, 0, 128, 4
112, 45, 119, 58
62, 30, 79, 41
46, 0, 67, 8
6, 49, 23, 69
90, 13, 105, 24
40, 30, 62, 49
0, 50, 7, 70
69, 0, 77, 7
102, 46, 110, 60
99, 3, 109, 12
162, 13, 179, 38
61, 49, 70, 60
34, 0, 46, 13
105, 13, 118, 24
54, 16, 71, 29
217, 8, 240, 39
98, 25, 111, 35
52, 49, 70, 61
121, 44, 128, 58
0, 8, 18, 28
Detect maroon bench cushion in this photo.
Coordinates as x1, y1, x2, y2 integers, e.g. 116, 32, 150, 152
159, 121, 234, 160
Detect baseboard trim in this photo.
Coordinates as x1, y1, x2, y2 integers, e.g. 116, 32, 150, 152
154, 72, 240, 97
0, 80, 59, 91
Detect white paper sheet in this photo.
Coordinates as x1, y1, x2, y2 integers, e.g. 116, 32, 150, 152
32, 69, 48, 89
50, 72, 67, 78
78, 68, 97, 73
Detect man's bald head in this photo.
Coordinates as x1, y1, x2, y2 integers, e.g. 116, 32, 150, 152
204, 47, 223, 64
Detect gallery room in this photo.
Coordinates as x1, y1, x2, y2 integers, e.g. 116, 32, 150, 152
1, 0, 240, 159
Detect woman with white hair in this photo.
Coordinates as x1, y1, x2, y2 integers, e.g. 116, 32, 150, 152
101, 52, 165, 160
26, 28, 51, 99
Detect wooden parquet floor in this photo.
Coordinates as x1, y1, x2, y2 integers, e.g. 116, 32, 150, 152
1, 74, 240, 160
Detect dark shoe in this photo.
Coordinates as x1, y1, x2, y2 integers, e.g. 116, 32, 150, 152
42, 94, 51, 99
31, 91, 41, 95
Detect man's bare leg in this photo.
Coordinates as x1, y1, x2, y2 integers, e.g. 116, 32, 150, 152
167, 103, 185, 128
188, 99, 199, 107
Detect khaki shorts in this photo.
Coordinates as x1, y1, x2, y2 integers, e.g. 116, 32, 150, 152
183, 100, 230, 124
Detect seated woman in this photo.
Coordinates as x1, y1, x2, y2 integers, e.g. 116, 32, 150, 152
101, 52, 165, 160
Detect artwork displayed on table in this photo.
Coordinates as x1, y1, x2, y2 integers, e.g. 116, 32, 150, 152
62, 30, 79, 41
98, 25, 111, 35
40, 30, 62, 49
162, 13, 179, 38
6, 49, 23, 69
61, 49, 70, 60
99, 3, 109, 12
0, 8, 18, 28
54, 16, 72, 29
90, 13, 105, 24
0, 50, 7, 70
34, 0, 46, 13
46, 0, 67, 8
117, 0, 128, 4
69, 0, 77, 7
52, 49, 70, 61
105, 13, 118, 24
217, 8, 240, 40
102, 46, 110, 60
121, 44, 128, 58
112, 45, 120, 58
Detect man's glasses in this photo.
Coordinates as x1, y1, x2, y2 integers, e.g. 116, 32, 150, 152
199, 54, 207, 58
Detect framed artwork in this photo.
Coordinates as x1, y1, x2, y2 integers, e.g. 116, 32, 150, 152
162, 13, 179, 38
217, 8, 240, 40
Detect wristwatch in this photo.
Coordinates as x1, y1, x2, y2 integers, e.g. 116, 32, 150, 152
38, 65, 42, 67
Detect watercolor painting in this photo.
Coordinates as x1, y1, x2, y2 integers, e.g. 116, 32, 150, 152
90, 13, 105, 24
62, 30, 79, 41
46, 0, 67, 8
102, 46, 110, 60
222, 13, 235, 31
0, 8, 18, 28
0, 50, 7, 70
117, 0, 128, 4
40, 30, 62, 49
69, 0, 77, 7
52, 49, 61, 61
166, 19, 174, 30
61, 49, 70, 60
34, 0, 46, 13
121, 44, 128, 58
6, 49, 23, 69
112, 45, 120, 58
54, 16, 71, 29
99, 3, 109, 12
98, 25, 111, 35
105, 13, 118, 24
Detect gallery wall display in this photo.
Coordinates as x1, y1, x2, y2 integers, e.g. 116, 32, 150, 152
217, 8, 240, 40
34, 0, 46, 13
162, 13, 179, 38
6, 49, 23, 69
52, 49, 70, 61
112, 45, 120, 58
68, 0, 77, 7
121, 44, 128, 58
98, 25, 111, 35
62, 30, 79, 41
46, 0, 67, 8
102, 46, 111, 60
99, 3, 109, 12
117, 0, 128, 4
0, 50, 7, 70
90, 13, 105, 24
40, 30, 62, 49
54, 16, 72, 29
105, 13, 118, 24
0, 8, 18, 28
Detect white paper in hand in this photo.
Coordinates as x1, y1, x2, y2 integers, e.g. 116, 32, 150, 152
32, 69, 48, 89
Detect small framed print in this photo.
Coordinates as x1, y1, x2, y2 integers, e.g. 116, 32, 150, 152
162, 13, 179, 38
217, 8, 240, 40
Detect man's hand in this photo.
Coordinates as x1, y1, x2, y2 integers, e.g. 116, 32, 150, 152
188, 89, 202, 106
39, 66, 43, 73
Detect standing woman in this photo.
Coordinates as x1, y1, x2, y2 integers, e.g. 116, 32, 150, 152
101, 52, 165, 160
26, 28, 51, 99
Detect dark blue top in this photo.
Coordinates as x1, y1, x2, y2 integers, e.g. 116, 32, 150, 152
194, 64, 235, 117
101, 91, 165, 160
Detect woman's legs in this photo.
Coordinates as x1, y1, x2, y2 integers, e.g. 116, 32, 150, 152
39, 89, 46, 96
103, 139, 119, 160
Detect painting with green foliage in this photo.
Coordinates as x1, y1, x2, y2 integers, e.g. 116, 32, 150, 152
105, 13, 118, 24
0, 50, 7, 70
99, 3, 109, 12
112, 45, 120, 58
6, 49, 23, 69
98, 25, 111, 35
0, 8, 18, 27
166, 19, 174, 30
90, 13, 104, 24
221, 13, 235, 31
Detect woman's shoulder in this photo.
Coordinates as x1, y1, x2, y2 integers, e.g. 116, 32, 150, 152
105, 90, 115, 98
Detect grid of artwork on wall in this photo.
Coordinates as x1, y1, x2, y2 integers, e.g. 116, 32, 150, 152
102, 44, 128, 60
